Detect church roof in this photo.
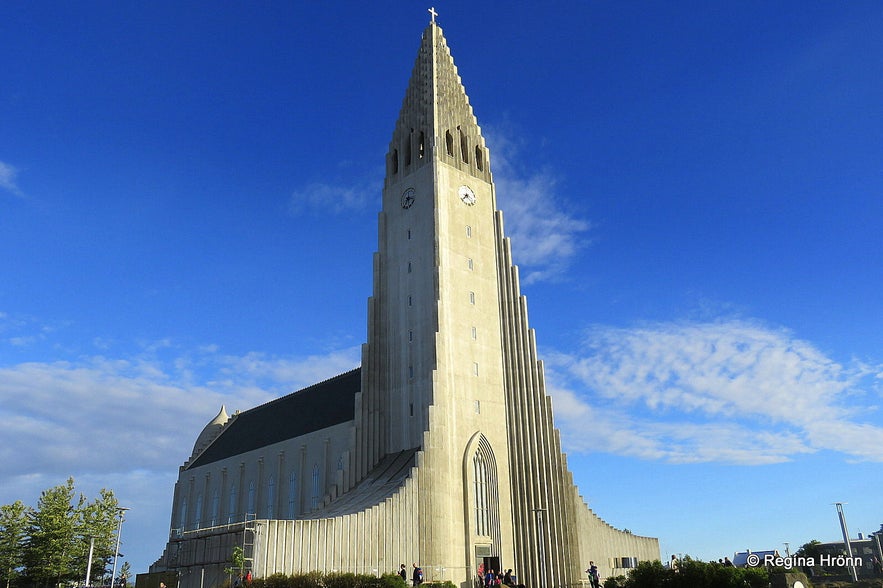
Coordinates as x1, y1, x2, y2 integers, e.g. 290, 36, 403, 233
185, 368, 360, 470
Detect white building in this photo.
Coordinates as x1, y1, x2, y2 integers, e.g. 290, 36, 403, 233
149, 15, 659, 588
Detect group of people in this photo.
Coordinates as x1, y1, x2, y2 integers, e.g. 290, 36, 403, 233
399, 563, 423, 586
481, 567, 514, 587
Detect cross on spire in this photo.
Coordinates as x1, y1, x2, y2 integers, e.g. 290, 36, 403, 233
428, 7, 438, 23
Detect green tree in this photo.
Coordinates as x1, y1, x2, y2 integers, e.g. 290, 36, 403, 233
19, 478, 121, 588
23, 478, 82, 588
0, 501, 30, 588
78, 489, 121, 584
225, 546, 246, 583
619, 557, 768, 588
118, 562, 131, 588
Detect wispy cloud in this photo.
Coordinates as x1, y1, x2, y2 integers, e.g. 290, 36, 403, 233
0, 161, 25, 198
0, 344, 361, 481
289, 180, 374, 215
0, 327, 361, 573
545, 319, 883, 464
486, 129, 592, 284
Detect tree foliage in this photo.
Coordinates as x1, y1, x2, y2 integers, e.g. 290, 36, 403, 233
604, 558, 769, 588
1, 478, 125, 588
0, 500, 30, 588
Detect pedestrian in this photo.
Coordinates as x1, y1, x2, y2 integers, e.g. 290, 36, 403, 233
670, 555, 679, 573
399, 564, 407, 582
586, 561, 600, 588
502, 569, 513, 586
484, 568, 496, 588
412, 563, 423, 586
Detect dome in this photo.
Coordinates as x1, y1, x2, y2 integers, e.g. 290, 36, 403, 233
190, 405, 229, 461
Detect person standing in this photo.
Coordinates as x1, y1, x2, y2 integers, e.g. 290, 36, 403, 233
399, 564, 407, 582
670, 555, 680, 573
586, 562, 600, 588
412, 563, 423, 586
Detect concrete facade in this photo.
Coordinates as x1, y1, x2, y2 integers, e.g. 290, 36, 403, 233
150, 19, 659, 588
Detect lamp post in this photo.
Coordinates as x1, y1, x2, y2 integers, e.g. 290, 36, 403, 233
834, 503, 858, 582
109, 507, 130, 588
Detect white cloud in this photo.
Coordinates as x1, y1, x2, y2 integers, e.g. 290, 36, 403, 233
0, 345, 361, 481
0, 338, 361, 574
486, 128, 592, 284
0, 161, 25, 198
544, 319, 883, 464
289, 180, 373, 215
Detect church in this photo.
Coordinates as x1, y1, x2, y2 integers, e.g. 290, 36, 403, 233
149, 13, 660, 588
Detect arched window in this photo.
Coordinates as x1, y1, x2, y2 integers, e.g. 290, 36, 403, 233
194, 493, 203, 529
311, 464, 321, 509
470, 435, 500, 547
459, 127, 469, 164
179, 497, 188, 531
228, 483, 237, 523
210, 488, 220, 526
474, 454, 488, 535
247, 480, 256, 516
288, 471, 298, 518
445, 131, 454, 156
266, 475, 276, 519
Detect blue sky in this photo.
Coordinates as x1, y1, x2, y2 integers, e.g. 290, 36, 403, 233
2, 1, 882, 576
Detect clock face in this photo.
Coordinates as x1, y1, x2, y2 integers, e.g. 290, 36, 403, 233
458, 185, 476, 206
401, 187, 415, 209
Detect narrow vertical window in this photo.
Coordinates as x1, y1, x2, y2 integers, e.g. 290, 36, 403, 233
445, 130, 454, 156
408, 261, 412, 273
404, 132, 412, 166
210, 488, 220, 526
459, 126, 469, 164
409, 403, 414, 417
287, 471, 297, 518
391, 149, 398, 174
466, 225, 472, 237
311, 464, 320, 509
474, 400, 481, 414
247, 480, 256, 515
408, 229, 412, 240
266, 475, 276, 519
473, 362, 479, 376
194, 493, 203, 529
469, 291, 475, 305
475, 146, 484, 171
179, 497, 188, 531
471, 326, 477, 340
409, 330, 413, 342
408, 365, 414, 379
408, 295, 413, 307
228, 484, 237, 523
467, 258, 473, 270
419, 131, 425, 159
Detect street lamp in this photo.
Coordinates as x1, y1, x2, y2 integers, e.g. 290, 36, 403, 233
110, 507, 130, 588
834, 503, 858, 582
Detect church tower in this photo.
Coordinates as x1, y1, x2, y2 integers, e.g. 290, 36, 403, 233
152, 14, 659, 588
356, 14, 517, 580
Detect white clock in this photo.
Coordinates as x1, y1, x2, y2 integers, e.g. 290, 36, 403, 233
458, 185, 476, 206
